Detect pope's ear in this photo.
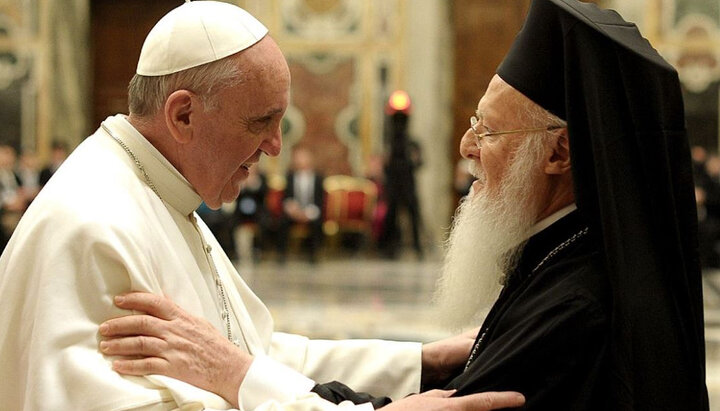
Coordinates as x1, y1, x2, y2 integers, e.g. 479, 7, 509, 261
164, 90, 196, 144
545, 128, 571, 175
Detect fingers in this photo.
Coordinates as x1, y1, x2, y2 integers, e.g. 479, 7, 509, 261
100, 335, 169, 357
111, 357, 169, 376
388, 390, 525, 411
457, 392, 525, 410
114, 292, 179, 320
100, 313, 166, 338
419, 389, 456, 399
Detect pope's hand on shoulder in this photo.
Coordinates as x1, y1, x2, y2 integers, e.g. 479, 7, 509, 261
421, 327, 479, 387
99, 292, 248, 408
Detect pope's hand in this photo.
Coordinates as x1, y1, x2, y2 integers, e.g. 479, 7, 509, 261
383, 390, 524, 411
421, 327, 479, 387
99, 292, 248, 408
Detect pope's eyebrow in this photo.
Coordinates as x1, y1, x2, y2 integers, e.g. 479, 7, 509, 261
249, 108, 284, 122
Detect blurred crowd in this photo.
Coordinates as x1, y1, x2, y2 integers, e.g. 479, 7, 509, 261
197, 144, 425, 265
692, 145, 720, 269
0, 141, 69, 252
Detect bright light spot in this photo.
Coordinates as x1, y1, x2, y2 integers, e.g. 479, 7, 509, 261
388, 90, 411, 112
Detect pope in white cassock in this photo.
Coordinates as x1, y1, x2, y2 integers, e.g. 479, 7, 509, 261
0, 2, 524, 411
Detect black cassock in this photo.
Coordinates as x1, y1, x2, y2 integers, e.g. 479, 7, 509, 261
443, 210, 611, 409
312, 211, 612, 409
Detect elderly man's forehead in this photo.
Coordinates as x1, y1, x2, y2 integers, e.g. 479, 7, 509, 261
480, 76, 533, 108
477, 75, 537, 124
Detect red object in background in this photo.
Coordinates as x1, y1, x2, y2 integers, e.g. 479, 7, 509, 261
385, 90, 412, 115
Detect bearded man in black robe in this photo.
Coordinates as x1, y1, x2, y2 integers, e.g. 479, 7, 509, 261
430, 0, 708, 409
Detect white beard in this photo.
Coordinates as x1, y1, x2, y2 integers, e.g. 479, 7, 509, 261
434, 137, 546, 330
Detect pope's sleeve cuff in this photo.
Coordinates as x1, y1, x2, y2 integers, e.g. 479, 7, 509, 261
238, 354, 317, 410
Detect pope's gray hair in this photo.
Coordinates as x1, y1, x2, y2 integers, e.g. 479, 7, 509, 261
128, 56, 243, 117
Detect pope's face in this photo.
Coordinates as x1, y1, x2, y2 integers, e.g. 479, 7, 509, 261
191, 37, 290, 209
460, 75, 527, 198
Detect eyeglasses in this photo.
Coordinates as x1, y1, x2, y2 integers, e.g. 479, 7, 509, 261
469, 115, 564, 147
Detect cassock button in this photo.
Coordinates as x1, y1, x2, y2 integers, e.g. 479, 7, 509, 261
205, 245, 212, 253
222, 311, 228, 319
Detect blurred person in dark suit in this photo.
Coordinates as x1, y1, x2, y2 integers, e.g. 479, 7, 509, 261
17, 150, 41, 202
278, 145, 324, 263
233, 163, 269, 263
39, 140, 69, 187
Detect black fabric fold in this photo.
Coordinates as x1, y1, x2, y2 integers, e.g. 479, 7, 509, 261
312, 382, 392, 409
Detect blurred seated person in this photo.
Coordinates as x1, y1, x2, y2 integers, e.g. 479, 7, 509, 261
197, 201, 237, 260
17, 150, 41, 202
233, 164, 268, 263
39, 140, 69, 187
0, 145, 25, 251
696, 185, 720, 268
279, 145, 324, 263
702, 155, 720, 215
691, 145, 710, 185
697, 154, 720, 268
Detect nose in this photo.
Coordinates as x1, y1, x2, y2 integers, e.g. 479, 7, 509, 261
260, 127, 282, 157
459, 128, 480, 160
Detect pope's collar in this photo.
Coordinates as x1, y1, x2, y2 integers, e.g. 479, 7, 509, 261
101, 114, 202, 216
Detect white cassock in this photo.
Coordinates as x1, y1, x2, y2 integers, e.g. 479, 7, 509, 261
0, 114, 421, 411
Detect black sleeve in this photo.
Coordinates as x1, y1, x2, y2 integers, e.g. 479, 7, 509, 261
449, 292, 610, 409
311, 381, 393, 409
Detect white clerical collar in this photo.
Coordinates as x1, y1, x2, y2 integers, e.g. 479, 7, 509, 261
528, 203, 578, 238
101, 114, 202, 216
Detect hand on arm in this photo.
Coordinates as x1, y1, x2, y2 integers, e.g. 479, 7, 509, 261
421, 327, 479, 387
99, 292, 250, 408
384, 390, 524, 411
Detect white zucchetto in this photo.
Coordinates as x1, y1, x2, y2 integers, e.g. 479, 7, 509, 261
136, 0, 268, 76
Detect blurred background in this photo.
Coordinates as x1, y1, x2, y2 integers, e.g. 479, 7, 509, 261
3, 0, 720, 406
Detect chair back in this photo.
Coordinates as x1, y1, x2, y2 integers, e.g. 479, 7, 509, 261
266, 174, 286, 219
322, 175, 377, 236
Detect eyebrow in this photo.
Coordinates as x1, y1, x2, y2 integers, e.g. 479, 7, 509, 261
250, 108, 284, 122
474, 110, 489, 130
474, 109, 485, 122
